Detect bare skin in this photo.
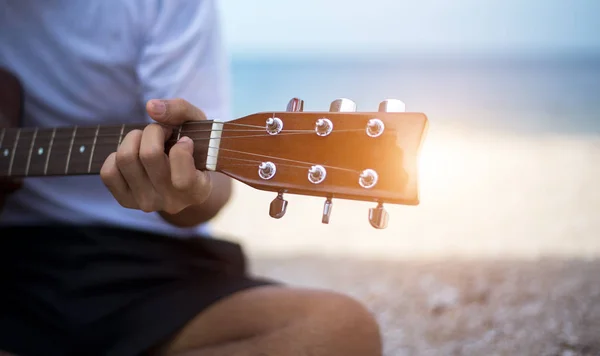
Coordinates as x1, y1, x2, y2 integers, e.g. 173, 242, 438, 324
99, 98, 232, 227
1, 98, 383, 356
0, 286, 382, 356
152, 286, 383, 356
99, 98, 383, 356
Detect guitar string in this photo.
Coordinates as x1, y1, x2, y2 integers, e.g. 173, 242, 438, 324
0, 162, 343, 178
0, 120, 387, 176
0, 129, 390, 151
12, 143, 364, 176
164, 129, 373, 142
1, 127, 376, 173
78, 147, 362, 175
204, 154, 363, 173
0, 119, 348, 136
2, 155, 360, 177
1, 123, 383, 175
0, 121, 265, 134
0, 127, 373, 142
211, 148, 361, 173
18, 155, 317, 172
0, 131, 309, 148
0, 114, 384, 139
0, 128, 310, 140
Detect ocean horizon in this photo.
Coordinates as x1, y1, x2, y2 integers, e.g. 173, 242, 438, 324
230, 52, 600, 135
212, 52, 600, 260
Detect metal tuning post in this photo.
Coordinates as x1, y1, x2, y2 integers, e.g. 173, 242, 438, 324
322, 197, 333, 224
269, 192, 288, 219
330, 98, 357, 112
368, 202, 389, 229
287, 97, 304, 112
378, 99, 406, 113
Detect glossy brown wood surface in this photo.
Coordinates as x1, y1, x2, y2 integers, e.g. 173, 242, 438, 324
217, 111, 428, 205
0, 68, 24, 213
0, 65, 429, 208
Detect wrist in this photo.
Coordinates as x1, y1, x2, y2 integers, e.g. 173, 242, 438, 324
159, 172, 232, 227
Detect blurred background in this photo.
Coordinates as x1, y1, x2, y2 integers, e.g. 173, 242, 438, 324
210, 1, 600, 354
212, 0, 600, 260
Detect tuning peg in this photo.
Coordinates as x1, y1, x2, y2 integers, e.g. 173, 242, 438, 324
330, 98, 357, 112
286, 98, 304, 112
269, 192, 288, 219
368, 202, 389, 229
378, 99, 406, 113
322, 197, 333, 224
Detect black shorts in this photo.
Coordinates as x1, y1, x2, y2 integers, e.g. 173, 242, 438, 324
0, 225, 277, 356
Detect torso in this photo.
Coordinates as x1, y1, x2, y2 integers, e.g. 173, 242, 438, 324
0, 0, 220, 237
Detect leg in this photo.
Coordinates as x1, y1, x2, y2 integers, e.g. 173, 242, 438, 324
154, 286, 382, 356
0, 226, 380, 356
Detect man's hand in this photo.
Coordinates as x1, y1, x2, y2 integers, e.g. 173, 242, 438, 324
100, 98, 213, 216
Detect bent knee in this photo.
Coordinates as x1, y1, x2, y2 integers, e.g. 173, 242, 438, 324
308, 290, 377, 322
303, 290, 382, 351
155, 286, 382, 355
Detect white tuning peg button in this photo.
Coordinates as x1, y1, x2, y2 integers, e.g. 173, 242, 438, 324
286, 98, 304, 112
330, 98, 357, 112
378, 99, 406, 113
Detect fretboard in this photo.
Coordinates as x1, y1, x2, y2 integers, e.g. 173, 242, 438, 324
0, 121, 214, 178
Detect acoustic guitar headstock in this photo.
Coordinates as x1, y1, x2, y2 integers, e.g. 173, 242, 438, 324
215, 98, 429, 229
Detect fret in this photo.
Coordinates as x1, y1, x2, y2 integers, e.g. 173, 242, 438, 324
118, 124, 125, 149
87, 125, 123, 174
64, 126, 77, 174
44, 127, 75, 176
0, 122, 202, 177
44, 128, 56, 175
87, 125, 100, 173
8, 128, 29, 176
66, 126, 99, 175
0, 128, 18, 177
26, 128, 55, 176
0, 128, 5, 151
180, 121, 213, 169
24, 128, 38, 176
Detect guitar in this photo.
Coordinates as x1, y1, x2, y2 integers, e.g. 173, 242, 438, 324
0, 68, 429, 229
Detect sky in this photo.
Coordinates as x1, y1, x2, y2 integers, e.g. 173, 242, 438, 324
219, 0, 600, 58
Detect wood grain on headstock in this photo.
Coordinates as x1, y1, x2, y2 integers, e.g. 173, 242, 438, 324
216, 111, 428, 205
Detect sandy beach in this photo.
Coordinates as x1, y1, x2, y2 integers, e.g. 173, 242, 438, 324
251, 256, 600, 356
211, 124, 600, 355
212, 123, 600, 260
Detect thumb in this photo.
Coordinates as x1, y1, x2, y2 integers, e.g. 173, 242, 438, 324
146, 98, 207, 126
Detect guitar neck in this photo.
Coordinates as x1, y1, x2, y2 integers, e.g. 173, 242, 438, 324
0, 121, 215, 178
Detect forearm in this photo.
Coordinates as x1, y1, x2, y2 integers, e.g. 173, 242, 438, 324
158, 172, 233, 228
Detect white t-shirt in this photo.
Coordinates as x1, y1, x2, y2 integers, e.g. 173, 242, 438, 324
0, 0, 231, 237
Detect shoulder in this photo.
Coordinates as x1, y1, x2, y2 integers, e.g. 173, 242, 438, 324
139, 0, 220, 26
107, 0, 220, 38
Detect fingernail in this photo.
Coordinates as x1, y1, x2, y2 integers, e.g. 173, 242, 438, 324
149, 100, 166, 115
178, 136, 192, 144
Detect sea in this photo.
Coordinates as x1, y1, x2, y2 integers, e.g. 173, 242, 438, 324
213, 52, 600, 259
229, 53, 600, 135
